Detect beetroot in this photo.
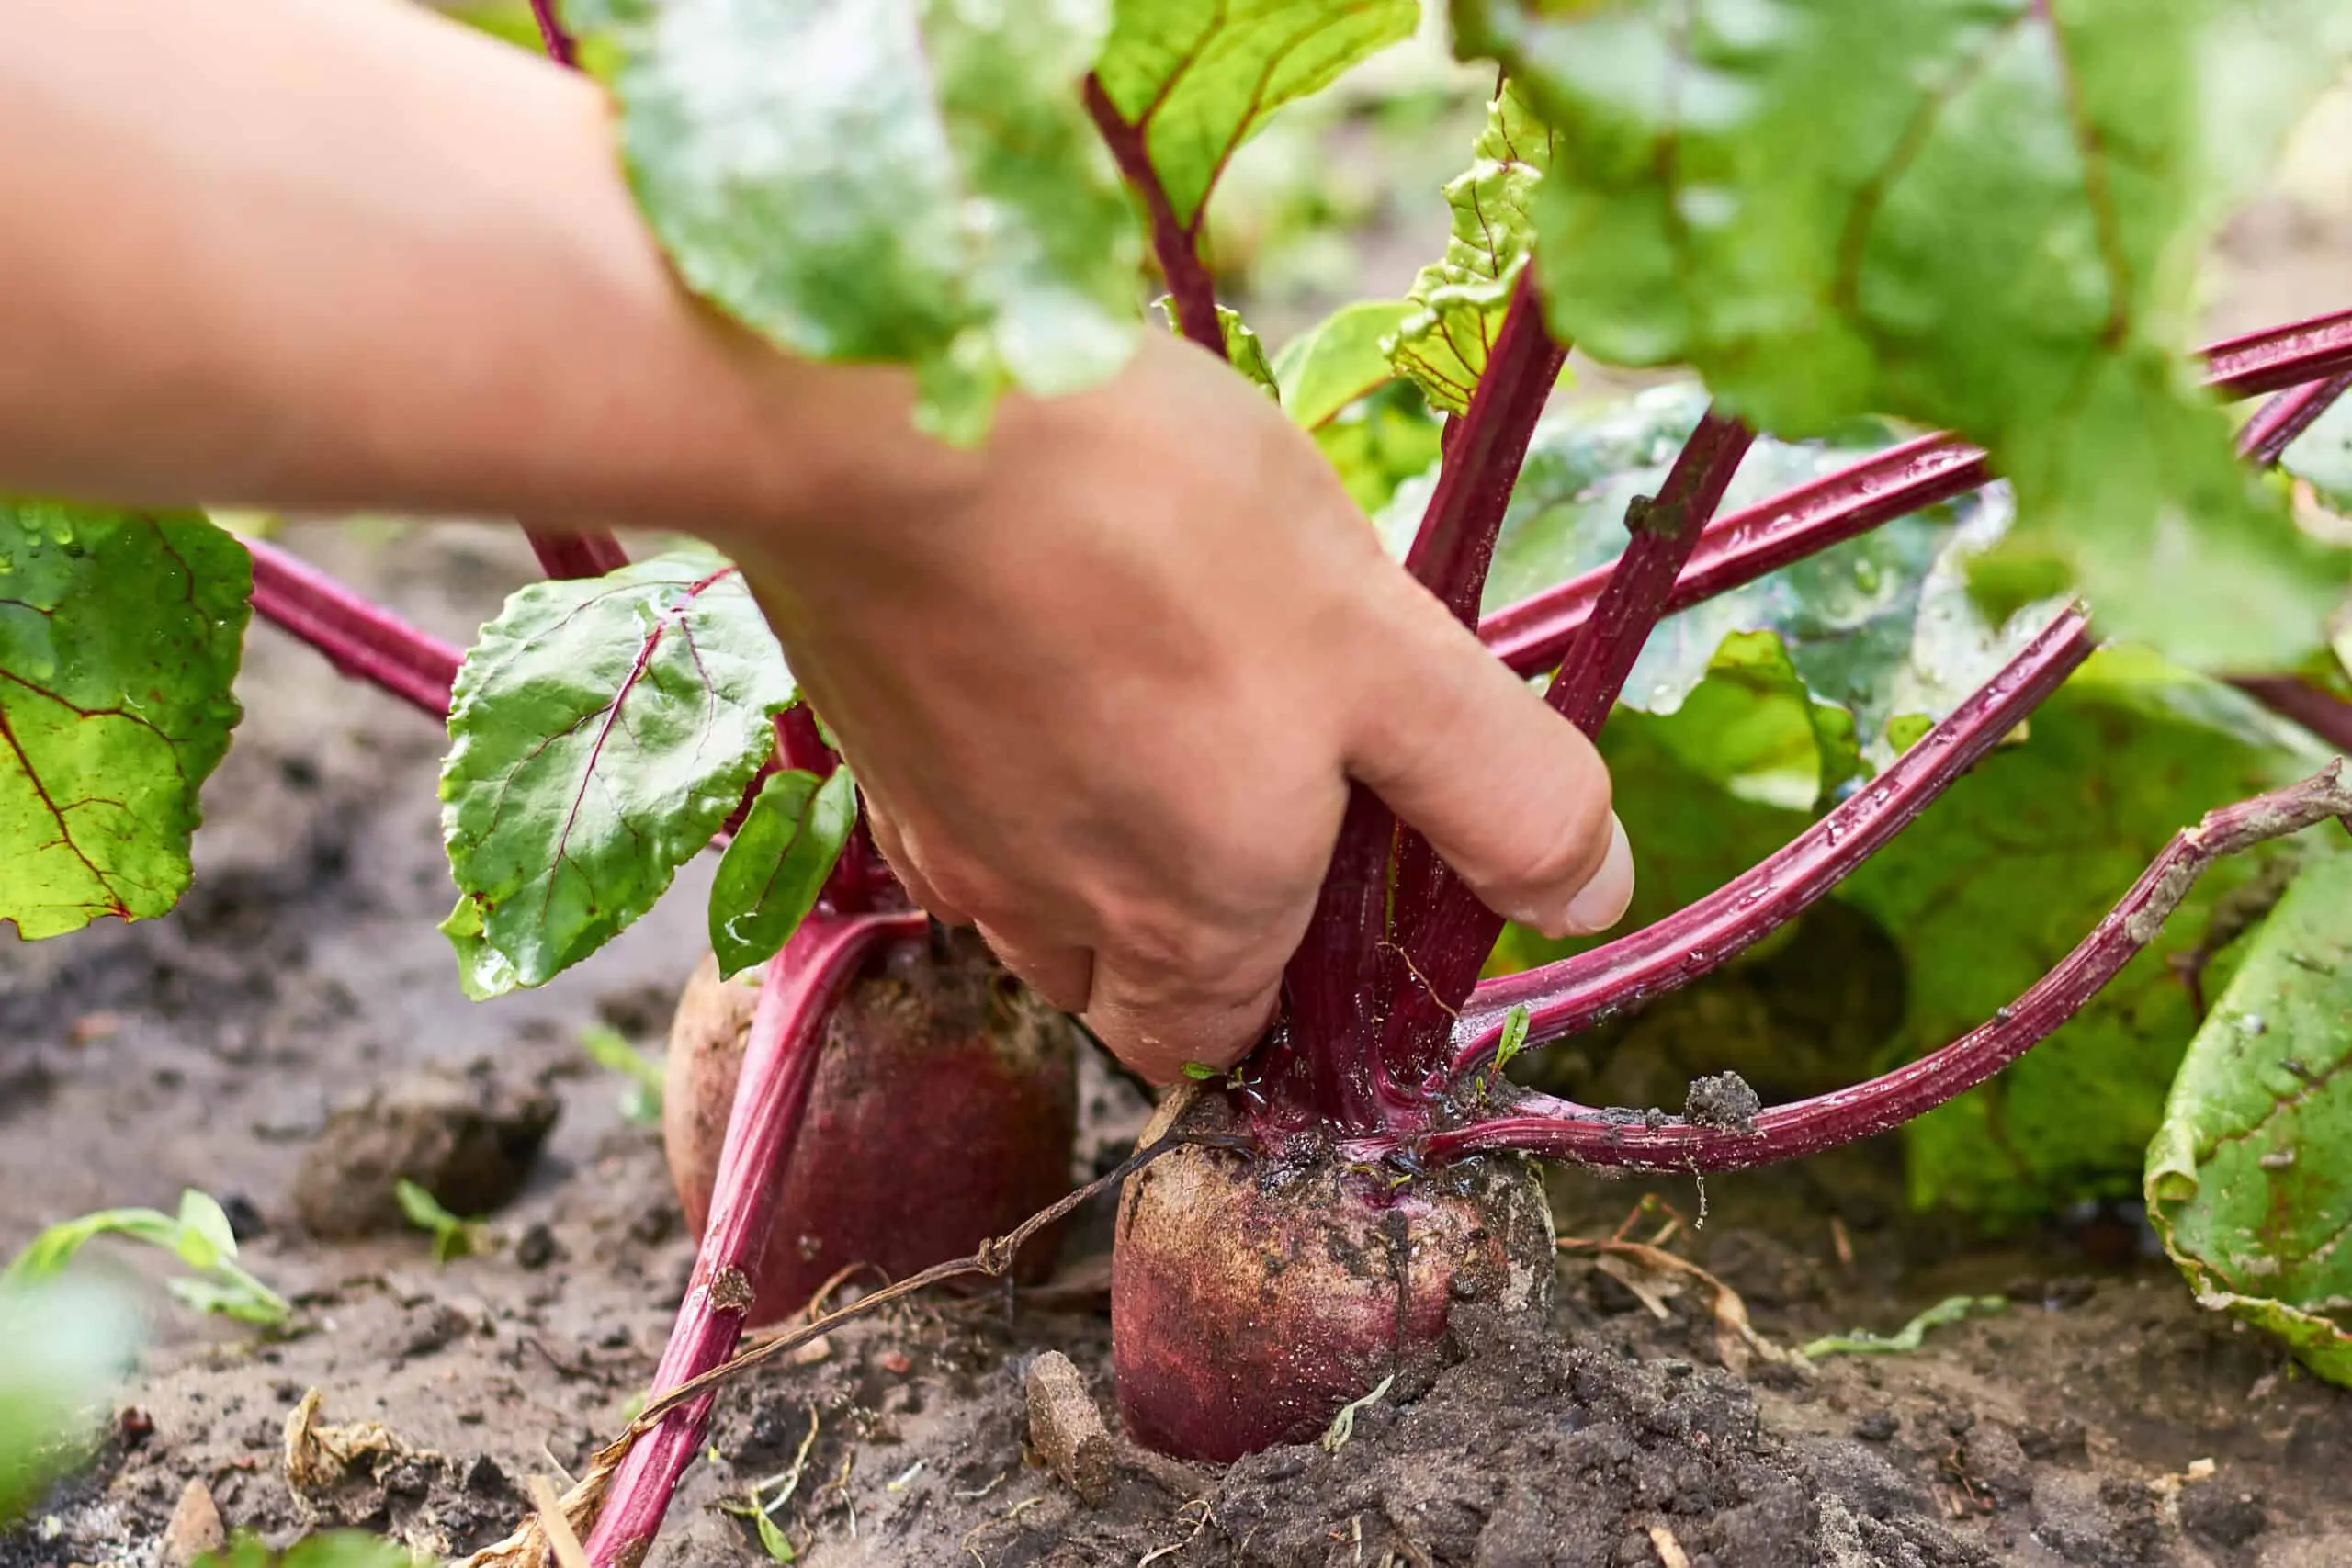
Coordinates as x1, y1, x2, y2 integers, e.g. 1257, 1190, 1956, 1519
663, 928, 1076, 1325
1112, 1093, 1555, 1462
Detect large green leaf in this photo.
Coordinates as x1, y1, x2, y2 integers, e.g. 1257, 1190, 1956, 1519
708, 766, 858, 978
576, 0, 1141, 443
1454, 0, 2352, 669
1386, 81, 1562, 414
1841, 650, 2334, 1220
440, 549, 794, 998
1273, 299, 1415, 430
2148, 852, 2352, 1386
1092, 0, 1419, 230
0, 504, 248, 939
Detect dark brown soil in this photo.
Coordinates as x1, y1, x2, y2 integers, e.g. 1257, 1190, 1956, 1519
4, 520, 2347, 1568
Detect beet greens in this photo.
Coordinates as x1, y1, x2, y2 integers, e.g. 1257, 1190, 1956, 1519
9, 2, 2352, 1564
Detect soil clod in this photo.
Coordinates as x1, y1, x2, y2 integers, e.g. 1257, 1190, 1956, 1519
157, 1479, 225, 1568
1023, 1350, 1114, 1506
1683, 1072, 1762, 1131
293, 1068, 557, 1238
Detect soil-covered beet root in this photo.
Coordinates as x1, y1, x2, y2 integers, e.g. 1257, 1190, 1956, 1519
1113, 1094, 1555, 1462
663, 929, 1077, 1325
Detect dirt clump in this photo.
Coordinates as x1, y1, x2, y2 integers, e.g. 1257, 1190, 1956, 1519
294, 1066, 559, 1238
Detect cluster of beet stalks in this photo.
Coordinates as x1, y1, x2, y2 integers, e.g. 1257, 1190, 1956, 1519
229, 17, 2352, 1562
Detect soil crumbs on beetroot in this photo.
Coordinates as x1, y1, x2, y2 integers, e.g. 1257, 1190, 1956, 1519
8, 531, 2352, 1568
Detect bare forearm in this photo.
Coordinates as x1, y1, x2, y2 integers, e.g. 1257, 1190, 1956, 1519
0, 0, 919, 530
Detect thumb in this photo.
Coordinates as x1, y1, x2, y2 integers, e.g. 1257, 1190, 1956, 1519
1343, 579, 1633, 940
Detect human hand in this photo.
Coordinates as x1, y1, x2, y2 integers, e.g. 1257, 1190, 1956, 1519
722, 332, 1634, 1084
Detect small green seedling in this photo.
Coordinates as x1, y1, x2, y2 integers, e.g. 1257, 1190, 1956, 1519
392, 1180, 485, 1265
1801, 1294, 2007, 1360
3, 1190, 288, 1327
719, 1404, 820, 1562
1490, 1005, 1532, 1076
1319, 1372, 1395, 1454
582, 1022, 666, 1125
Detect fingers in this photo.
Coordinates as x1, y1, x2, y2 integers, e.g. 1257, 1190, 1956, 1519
871, 794, 1098, 1016
975, 920, 1095, 1014
1345, 581, 1634, 941
1082, 947, 1284, 1086
862, 793, 972, 927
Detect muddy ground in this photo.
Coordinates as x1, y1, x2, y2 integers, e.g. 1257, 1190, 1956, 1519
8, 77, 2352, 1568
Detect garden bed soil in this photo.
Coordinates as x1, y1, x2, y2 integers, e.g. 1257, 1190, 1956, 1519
4, 521, 2347, 1568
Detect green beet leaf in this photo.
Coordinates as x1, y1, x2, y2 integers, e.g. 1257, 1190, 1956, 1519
440, 548, 794, 998
1842, 649, 2334, 1220
1092, 0, 1419, 231
1273, 299, 1414, 431
1454, 0, 2352, 670
1312, 380, 1446, 515
709, 765, 858, 978
1386, 81, 1561, 414
0, 503, 248, 940
2148, 852, 2352, 1386
576, 0, 1141, 444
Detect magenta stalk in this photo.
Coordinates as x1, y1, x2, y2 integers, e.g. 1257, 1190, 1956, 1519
1385, 761, 2352, 1172
1542, 411, 1755, 735
244, 539, 459, 720
1083, 77, 1225, 359
1274, 277, 1570, 1122
582, 909, 927, 1568
525, 0, 577, 67
1380, 412, 1754, 1084
523, 527, 629, 580
2204, 309, 2352, 397
1402, 271, 1574, 627
1453, 607, 2097, 1074
2236, 372, 2352, 464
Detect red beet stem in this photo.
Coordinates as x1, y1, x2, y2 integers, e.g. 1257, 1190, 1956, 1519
1386, 761, 2352, 1170
244, 538, 459, 719
1272, 279, 1570, 1124
1452, 607, 2096, 1075
525, 0, 578, 66
522, 526, 629, 579
582, 909, 927, 1568
2203, 309, 2352, 398
1378, 412, 1753, 1088
1403, 271, 1574, 628
1083, 76, 1224, 358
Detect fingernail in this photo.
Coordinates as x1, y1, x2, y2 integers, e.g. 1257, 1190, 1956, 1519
1558, 813, 1634, 936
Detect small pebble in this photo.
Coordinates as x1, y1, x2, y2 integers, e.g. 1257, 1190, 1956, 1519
1852, 1411, 1899, 1442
